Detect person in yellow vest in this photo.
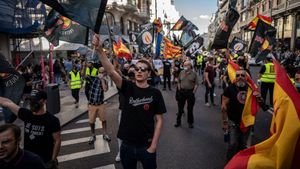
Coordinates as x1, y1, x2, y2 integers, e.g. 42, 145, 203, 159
196, 53, 203, 75
81, 61, 98, 100
259, 56, 275, 106
69, 65, 82, 108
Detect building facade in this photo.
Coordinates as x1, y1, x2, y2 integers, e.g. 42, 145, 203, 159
209, 0, 300, 52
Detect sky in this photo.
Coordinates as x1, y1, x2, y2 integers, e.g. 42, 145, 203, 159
174, 0, 218, 34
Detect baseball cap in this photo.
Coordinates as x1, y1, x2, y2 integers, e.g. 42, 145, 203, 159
30, 90, 47, 101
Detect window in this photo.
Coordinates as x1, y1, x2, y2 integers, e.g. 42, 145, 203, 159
277, 0, 282, 5
262, 3, 265, 12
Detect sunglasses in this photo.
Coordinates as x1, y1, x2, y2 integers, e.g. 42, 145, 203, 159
236, 74, 246, 78
134, 67, 148, 72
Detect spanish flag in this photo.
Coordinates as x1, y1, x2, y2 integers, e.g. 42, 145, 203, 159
225, 59, 300, 169
113, 38, 132, 60
243, 14, 272, 31
163, 37, 181, 59
227, 61, 259, 132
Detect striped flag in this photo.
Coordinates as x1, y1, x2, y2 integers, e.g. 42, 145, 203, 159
227, 61, 259, 132
163, 37, 182, 59
225, 59, 300, 169
113, 38, 132, 60
242, 14, 272, 31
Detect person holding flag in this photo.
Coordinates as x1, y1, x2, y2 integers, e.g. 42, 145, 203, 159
221, 68, 265, 162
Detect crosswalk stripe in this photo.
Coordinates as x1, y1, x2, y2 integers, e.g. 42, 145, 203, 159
57, 137, 110, 162
61, 135, 104, 146
61, 121, 102, 135
76, 119, 90, 124
92, 164, 116, 169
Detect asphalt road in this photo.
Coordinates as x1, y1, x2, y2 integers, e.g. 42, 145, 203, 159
58, 66, 273, 169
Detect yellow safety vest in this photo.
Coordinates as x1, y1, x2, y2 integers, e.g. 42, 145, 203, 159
86, 67, 98, 77
197, 55, 203, 66
217, 56, 221, 63
260, 63, 275, 83
69, 71, 82, 89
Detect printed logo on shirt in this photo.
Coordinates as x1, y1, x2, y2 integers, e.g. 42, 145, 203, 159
237, 91, 247, 104
143, 104, 150, 111
25, 122, 45, 140
129, 96, 153, 106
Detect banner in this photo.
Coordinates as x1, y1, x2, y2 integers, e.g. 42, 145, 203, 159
211, 7, 240, 49
229, 37, 248, 53
155, 32, 163, 57
39, 0, 108, 32
248, 19, 276, 58
44, 10, 88, 46
136, 24, 155, 54
184, 35, 203, 58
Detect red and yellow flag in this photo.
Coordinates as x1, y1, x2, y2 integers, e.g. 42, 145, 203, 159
245, 14, 272, 31
227, 61, 259, 132
163, 37, 181, 59
113, 38, 132, 60
171, 16, 188, 30
225, 59, 300, 169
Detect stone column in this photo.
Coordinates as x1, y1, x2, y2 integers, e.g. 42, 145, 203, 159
290, 12, 297, 51
0, 33, 11, 62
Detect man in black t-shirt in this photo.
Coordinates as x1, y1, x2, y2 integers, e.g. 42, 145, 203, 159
221, 69, 256, 162
0, 91, 61, 168
0, 124, 46, 169
162, 59, 172, 90
93, 35, 166, 169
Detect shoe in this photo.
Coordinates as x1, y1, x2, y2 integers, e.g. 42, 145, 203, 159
162, 88, 166, 91
213, 93, 216, 97
174, 123, 181, 127
88, 135, 96, 144
115, 152, 121, 162
103, 134, 111, 142
205, 103, 210, 107
188, 124, 194, 128
75, 102, 79, 108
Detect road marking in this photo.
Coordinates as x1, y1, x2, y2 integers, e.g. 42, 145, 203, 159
93, 164, 116, 169
76, 119, 89, 124
57, 137, 110, 162
61, 135, 104, 146
61, 121, 102, 135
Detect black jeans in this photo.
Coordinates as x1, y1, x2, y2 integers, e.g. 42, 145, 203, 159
120, 142, 156, 169
177, 89, 195, 124
71, 88, 80, 103
163, 75, 171, 89
205, 83, 215, 104
260, 82, 274, 106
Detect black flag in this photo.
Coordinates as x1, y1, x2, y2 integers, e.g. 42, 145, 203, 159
44, 10, 88, 46
39, 0, 107, 32
184, 35, 204, 58
256, 28, 277, 62
229, 37, 248, 53
248, 19, 276, 59
136, 23, 155, 54
211, 7, 240, 49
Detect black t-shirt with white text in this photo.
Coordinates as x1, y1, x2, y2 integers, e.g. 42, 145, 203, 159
18, 108, 61, 163
223, 84, 247, 124
117, 80, 167, 145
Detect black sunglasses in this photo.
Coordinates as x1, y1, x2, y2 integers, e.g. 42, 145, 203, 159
236, 74, 246, 77
134, 67, 148, 72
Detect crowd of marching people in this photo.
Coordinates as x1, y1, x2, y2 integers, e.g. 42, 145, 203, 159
1, 34, 300, 169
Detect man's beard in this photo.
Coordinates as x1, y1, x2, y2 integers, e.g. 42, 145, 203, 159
236, 80, 246, 88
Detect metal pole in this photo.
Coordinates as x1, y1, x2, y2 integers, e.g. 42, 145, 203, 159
155, 0, 157, 19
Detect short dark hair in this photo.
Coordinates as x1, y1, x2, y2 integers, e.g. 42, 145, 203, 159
0, 124, 21, 140
136, 59, 152, 70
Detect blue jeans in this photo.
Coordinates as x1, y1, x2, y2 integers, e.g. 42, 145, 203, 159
120, 142, 157, 169
0, 75, 25, 123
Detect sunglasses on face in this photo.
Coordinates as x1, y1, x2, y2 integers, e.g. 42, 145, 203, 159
236, 74, 246, 78
134, 67, 148, 72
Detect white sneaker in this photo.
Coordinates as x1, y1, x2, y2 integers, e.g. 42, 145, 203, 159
205, 103, 210, 107
213, 93, 216, 97
115, 152, 121, 162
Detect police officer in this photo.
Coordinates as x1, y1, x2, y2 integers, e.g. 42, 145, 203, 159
259, 56, 275, 106
196, 53, 203, 75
